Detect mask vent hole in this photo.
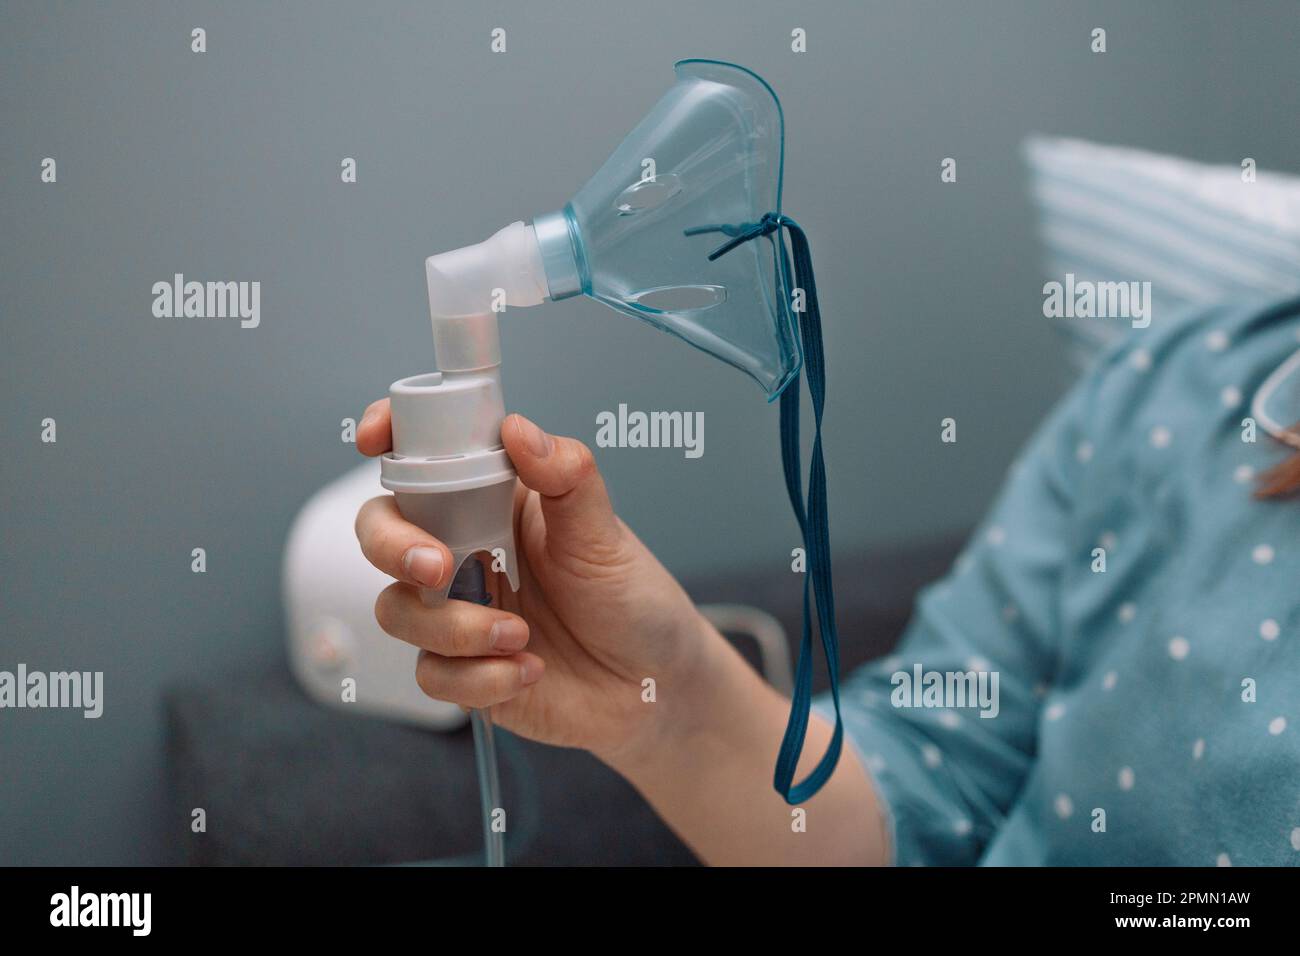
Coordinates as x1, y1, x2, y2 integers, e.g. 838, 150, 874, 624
615, 174, 682, 216
625, 284, 727, 314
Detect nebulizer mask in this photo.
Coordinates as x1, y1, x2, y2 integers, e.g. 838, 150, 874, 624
381, 60, 841, 865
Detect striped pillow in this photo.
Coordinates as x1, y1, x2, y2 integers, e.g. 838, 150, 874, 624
1023, 135, 1300, 366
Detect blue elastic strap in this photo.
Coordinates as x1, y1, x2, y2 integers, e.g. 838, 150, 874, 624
686, 213, 843, 804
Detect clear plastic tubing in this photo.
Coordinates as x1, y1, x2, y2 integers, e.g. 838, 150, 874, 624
448, 559, 506, 868
468, 708, 504, 867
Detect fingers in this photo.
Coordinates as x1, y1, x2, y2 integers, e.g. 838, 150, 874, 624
375, 582, 530, 657
356, 398, 392, 457
502, 413, 624, 556
378, 577, 543, 708
416, 649, 545, 709
355, 495, 453, 589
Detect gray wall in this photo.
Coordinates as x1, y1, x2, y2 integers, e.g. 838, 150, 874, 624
3, 0, 1297, 863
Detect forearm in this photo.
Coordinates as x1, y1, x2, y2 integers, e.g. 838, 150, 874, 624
605, 618, 889, 866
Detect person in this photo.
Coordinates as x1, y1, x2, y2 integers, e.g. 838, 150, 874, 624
353, 295, 1300, 865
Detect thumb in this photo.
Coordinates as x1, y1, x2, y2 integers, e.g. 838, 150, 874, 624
502, 414, 625, 558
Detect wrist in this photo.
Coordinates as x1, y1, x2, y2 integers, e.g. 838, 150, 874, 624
597, 608, 766, 784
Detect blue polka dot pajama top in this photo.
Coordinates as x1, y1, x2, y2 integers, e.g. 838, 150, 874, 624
818, 295, 1300, 865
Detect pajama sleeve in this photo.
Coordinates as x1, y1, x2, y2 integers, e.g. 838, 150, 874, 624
816, 375, 1097, 865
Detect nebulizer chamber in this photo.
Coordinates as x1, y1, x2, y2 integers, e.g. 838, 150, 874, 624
381, 61, 826, 866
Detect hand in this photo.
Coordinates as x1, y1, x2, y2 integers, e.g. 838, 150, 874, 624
354, 400, 883, 865
353, 400, 731, 769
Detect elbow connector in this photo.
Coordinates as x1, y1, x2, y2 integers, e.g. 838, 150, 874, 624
426, 220, 550, 372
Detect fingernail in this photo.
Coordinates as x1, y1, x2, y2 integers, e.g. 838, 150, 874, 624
359, 406, 378, 429
519, 656, 544, 686
403, 546, 444, 587
489, 619, 529, 653
514, 416, 553, 458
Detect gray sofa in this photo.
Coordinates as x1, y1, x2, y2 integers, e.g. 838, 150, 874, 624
164, 535, 963, 865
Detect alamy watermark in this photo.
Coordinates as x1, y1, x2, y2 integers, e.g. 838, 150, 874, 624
152, 274, 260, 329
595, 403, 703, 459
50, 886, 150, 936
1043, 273, 1151, 329
890, 663, 1000, 718
0, 664, 103, 718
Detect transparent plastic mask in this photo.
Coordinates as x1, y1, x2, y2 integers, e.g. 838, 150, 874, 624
548, 59, 801, 399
